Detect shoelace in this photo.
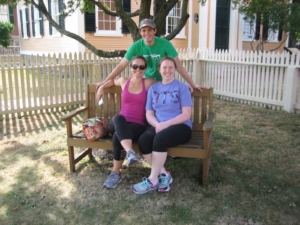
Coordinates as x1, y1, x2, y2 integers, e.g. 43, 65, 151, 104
139, 178, 151, 187
160, 175, 168, 184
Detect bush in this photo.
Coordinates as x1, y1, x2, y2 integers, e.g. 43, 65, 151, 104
0, 21, 14, 48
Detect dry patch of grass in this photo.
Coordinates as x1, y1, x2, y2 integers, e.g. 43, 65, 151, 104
0, 99, 300, 225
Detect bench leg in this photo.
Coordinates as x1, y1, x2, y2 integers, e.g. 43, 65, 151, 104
202, 158, 211, 186
68, 146, 76, 172
88, 148, 93, 159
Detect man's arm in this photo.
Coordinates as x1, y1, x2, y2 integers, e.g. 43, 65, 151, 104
93, 58, 130, 89
174, 57, 205, 92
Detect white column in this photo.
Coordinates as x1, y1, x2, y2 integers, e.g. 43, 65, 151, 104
283, 66, 298, 112
228, 4, 240, 50
199, 2, 208, 49
208, 0, 216, 49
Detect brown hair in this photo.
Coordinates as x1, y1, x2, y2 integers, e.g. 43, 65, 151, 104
129, 55, 148, 68
158, 56, 177, 69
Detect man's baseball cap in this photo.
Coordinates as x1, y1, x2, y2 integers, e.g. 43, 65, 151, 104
139, 18, 156, 29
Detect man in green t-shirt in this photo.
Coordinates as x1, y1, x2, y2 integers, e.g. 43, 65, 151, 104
94, 18, 203, 91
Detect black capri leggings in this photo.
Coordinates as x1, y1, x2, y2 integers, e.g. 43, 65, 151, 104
109, 114, 145, 160
138, 124, 192, 155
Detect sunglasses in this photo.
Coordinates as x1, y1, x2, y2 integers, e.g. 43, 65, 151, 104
131, 64, 146, 70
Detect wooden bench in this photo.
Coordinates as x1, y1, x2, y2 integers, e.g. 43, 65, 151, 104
61, 84, 216, 185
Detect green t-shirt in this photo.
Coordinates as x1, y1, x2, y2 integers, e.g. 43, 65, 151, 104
124, 37, 178, 81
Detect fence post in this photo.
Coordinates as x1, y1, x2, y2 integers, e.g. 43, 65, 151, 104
193, 59, 201, 85
93, 64, 101, 82
283, 66, 298, 113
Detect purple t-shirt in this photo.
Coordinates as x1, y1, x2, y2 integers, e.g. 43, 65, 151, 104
120, 78, 147, 126
146, 79, 193, 129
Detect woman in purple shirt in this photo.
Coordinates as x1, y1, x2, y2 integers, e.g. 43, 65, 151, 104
131, 57, 193, 194
96, 56, 156, 189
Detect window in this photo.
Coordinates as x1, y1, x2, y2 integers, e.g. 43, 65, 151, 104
0, 5, 8, 21
265, 25, 279, 42
243, 17, 255, 41
20, 7, 30, 39
166, 1, 185, 38
48, 0, 64, 36
51, 0, 60, 35
32, 4, 44, 38
95, 0, 121, 36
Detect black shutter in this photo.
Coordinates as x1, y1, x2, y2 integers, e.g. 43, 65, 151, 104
255, 13, 260, 40
58, 0, 65, 29
122, 0, 130, 34
40, 11, 44, 36
48, 0, 52, 35
31, 5, 35, 37
9, 5, 14, 24
25, 8, 30, 37
262, 25, 269, 41
85, 12, 96, 32
278, 23, 282, 41
20, 9, 24, 37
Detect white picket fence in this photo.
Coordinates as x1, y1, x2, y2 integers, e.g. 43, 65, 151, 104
1, 49, 300, 118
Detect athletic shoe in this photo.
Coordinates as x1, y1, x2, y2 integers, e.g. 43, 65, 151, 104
103, 171, 122, 189
126, 149, 139, 165
131, 178, 159, 194
158, 172, 173, 192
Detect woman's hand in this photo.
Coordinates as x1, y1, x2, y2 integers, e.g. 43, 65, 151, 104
92, 81, 105, 89
155, 121, 169, 133
96, 86, 104, 103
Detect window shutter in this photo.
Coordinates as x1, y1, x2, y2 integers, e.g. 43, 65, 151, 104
19, 10, 24, 37
262, 25, 269, 41
278, 25, 282, 41
31, 5, 35, 37
58, 0, 65, 29
122, 0, 130, 34
48, 0, 52, 35
40, 11, 44, 36
255, 14, 260, 40
85, 12, 96, 32
9, 6, 14, 24
25, 8, 30, 37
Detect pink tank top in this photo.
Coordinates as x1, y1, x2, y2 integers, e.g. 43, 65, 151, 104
120, 78, 147, 126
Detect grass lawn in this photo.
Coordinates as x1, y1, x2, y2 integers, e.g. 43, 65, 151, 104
0, 98, 299, 225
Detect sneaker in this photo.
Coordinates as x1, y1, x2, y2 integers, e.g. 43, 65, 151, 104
103, 171, 122, 189
131, 178, 158, 194
126, 149, 139, 165
158, 172, 173, 192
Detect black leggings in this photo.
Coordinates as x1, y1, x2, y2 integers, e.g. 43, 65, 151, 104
138, 124, 192, 155
109, 114, 145, 160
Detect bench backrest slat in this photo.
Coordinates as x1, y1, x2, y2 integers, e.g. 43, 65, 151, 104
85, 85, 213, 131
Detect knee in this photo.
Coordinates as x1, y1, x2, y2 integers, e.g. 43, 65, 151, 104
138, 134, 153, 155
153, 135, 167, 152
113, 114, 126, 124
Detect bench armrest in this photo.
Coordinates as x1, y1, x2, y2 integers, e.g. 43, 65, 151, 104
60, 106, 88, 122
203, 112, 216, 131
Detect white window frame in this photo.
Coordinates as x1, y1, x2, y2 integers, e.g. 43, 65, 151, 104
95, 0, 122, 36
267, 24, 279, 42
34, 6, 42, 38
166, 0, 186, 39
0, 5, 8, 22
22, 6, 28, 39
51, 0, 60, 36
243, 17, 255, 41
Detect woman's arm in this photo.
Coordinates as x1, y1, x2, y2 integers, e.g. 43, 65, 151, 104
96, 78, 126, 103
155, 106, 192, 133
146, 110, 160, 128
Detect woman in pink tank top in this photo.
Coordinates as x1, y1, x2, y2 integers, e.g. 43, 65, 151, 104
96, 56, 157, 189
